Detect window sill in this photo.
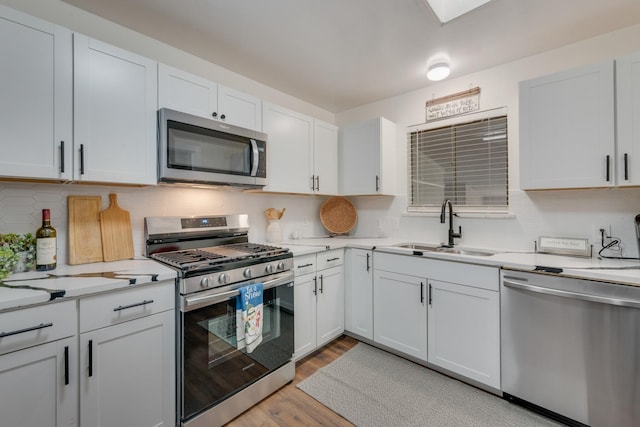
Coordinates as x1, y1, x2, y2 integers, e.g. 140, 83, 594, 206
402, 211, 516, 219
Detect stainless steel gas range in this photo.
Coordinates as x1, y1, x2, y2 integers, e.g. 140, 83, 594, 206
145, 214, 295, 427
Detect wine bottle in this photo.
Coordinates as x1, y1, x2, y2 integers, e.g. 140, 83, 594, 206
36, 208, 57, 271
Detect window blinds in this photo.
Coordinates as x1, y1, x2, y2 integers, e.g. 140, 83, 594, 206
407, 115, 508, 212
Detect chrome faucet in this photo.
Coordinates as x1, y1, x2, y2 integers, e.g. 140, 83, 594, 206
440, 199, 462, 247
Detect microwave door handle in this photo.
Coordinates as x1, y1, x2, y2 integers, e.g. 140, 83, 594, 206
250, 139, 259, 177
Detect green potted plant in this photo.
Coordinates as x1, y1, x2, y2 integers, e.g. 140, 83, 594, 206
0, 233, 36, 276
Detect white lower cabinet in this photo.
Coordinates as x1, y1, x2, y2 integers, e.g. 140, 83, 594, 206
0, 300, 78, 427
294, 250, 344, 360
79, 281, 175, 427
373, 252, 500, 389
344, 248, 373, 340
373, 269, 427, 360
427, 279, 500, 389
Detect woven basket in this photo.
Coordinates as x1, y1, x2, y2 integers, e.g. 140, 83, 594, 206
320, 197, 357, 235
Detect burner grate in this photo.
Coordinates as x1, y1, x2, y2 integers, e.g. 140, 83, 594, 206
152, 249, 228, 268
223, 242, 286, 254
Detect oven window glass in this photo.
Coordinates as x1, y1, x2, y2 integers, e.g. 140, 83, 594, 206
167, 121, 251, 175
181, 282, 294, 420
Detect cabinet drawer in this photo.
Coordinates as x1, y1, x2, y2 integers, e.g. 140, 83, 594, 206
0, 299, 76, 356
374, 252, 425, 277
294, 254, 316, 276
426, 261, 499, 291
316, 249, 344, 270
80, 280, 175, 333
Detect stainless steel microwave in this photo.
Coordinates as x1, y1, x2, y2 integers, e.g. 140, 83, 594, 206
158, 108, 267, 188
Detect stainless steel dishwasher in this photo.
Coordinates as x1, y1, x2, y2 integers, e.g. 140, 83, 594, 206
501, 269, 640, 427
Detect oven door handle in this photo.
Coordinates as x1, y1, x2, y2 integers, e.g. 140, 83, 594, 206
183, 272, 293, 309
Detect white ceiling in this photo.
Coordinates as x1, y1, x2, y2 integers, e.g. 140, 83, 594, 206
61, 0, 640, 113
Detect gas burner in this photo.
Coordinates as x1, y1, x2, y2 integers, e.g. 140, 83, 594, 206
151, 249, 228, 270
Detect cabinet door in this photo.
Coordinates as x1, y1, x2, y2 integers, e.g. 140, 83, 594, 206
0, 6, 72, 181
344, 249, 373, 340
74, 34, 157, 185
339, 117, 396, 195
218, 85, 262, 131
262, 102, 313, 193
519, 61, 615, 189
427, 280, 500, 389
158, 63, 218, 119
0, 337, 77, 427
80, 310, 175, 427
373, 270, 427, 360
312, 120, 338, 194
616, 51, 640, 186
316, 265, 344, 347
294, 273, 317, 360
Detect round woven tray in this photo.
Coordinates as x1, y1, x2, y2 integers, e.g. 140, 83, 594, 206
320, 197, 357, 235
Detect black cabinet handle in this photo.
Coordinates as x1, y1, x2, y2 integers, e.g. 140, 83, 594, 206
624, 153, 629, 181
315, 175, 320, 191
310, 175, 315, 191
60, 141, 65, 173
80, 144, 85, 175
429, 283, 433, 306
420, 282, 424, 304
366, 253, 370, 272
88, 340, 93, 377
606, 155, 610, 182
319, 275, 324, 294
297, 263, 313, 269
64, 346, 69, 385
0, 322, 53, 338
375, 175, 380, 192
313, 277, 317, 295
326, 257, 340, 262
113, 299, 154, 312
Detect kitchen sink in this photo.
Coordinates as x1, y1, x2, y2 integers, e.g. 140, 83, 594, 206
393, 243, 495, 256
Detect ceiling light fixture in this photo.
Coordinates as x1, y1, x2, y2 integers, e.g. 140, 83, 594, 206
427, 62, 450, 81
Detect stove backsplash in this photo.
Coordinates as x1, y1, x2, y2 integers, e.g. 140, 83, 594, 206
2, 182, 640, 261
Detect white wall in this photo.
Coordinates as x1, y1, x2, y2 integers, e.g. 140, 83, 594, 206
337, 23, 640, 256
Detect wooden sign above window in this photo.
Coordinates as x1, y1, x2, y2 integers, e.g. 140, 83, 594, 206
426, 87, 481, 121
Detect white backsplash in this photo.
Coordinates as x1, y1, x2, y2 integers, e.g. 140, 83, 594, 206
1, 182, 639, 263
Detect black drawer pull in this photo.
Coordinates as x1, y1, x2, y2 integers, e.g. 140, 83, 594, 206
326, 257, 340, 262
624, 153, 629, 180
0, 322, 53, 338
113, 299, 154, 312
297, 263, 313, 269
60, 141, 65, 173
80, 144, 85, 175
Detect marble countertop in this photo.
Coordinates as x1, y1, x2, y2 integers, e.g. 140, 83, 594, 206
279, 237, 640, 287
0, 258, 177, 312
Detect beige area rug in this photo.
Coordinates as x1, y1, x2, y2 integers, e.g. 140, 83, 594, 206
297, 343, 563, 427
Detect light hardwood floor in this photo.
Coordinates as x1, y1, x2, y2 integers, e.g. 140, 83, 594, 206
226, 335, 359, 426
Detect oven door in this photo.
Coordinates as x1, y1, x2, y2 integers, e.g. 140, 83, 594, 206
179, 272, 294, 422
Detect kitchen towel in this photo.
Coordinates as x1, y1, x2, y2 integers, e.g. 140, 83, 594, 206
236, 283, 264, 353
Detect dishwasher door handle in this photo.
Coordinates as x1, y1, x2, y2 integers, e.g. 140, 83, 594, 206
503, 279, 640, 309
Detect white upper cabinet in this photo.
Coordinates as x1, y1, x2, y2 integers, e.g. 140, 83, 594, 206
616, 51, 640, 186
0, 5, 73, 181
519, 60, 616, 189
74, 35, 157, 185
158, 63, 262, 131
339, 117, 397, 195
312, 120, 339, 195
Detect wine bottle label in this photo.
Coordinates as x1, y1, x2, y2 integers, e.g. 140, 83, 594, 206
37, 237, 57, 265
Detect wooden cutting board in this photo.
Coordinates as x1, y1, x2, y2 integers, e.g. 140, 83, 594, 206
67, 196, 104, 265
99, 193, 134, 262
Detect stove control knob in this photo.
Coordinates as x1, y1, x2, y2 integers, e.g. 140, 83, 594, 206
265, 264, 274, 274
218, 273, 229, 285
243, 268, 253, 279
200, 277, 210, 288
277, 262, 286, 271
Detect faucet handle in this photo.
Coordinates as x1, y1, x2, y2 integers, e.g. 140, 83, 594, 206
452, 225, 462, 239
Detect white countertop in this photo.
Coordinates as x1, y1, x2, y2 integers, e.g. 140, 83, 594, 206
280, 237, 640, 287
0, 258, 177, 312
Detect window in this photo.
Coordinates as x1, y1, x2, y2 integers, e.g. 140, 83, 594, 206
407, 114, 508, 213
